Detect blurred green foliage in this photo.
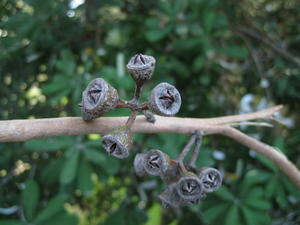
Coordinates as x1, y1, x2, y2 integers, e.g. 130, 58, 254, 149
1, 0, 300, 224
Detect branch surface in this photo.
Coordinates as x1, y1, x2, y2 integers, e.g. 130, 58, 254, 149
1, 105, 300, 189
0, 105, 282, 142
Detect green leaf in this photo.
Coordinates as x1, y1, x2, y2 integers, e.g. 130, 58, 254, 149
214, 186, 235, 202
145, 24, 172, 42
242, 170, 270, 188
22, 180, 39, 221
77, 159, 93, 195
273, 137, 285, 151
243, 207, 271, 225
144, 203, 161, 225
24, 136, 74, 152
34, 195, 67, 224
224, 205, 240, 225
55, 50, 76, 75
193, 56, 205, 72
83, 148, 106, 166
60, 151, 79, 184
241, 207, 257, 225
203, 11, 216, 33
275, 185, 288, 209
243, 187, 264, 199
42, 75, 70, 95
218, 46, 248, 59
281, 175, 300, 198
103, 207, 126, 225
203, 203, 229, 222
196, 147, 215, 167
100, 157, 121, 175
244, 197, 270, 211
265, 178, 277, 198
256, 155, 278, 172
41, 158, 65, 184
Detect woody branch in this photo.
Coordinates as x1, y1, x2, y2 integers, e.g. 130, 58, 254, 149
0, 105, 300, 188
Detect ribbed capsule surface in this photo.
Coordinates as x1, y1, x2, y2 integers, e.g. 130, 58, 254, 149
133, 153, 147, 177
101, 126, 133, 159
176, 173, 203, 200
148, 82, 181, 116
81, 78, 119, 121
126, 53, 156, 83
144, 149, 170, 176
197, 167, 223, 193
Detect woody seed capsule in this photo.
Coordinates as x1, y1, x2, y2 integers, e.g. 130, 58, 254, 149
126, 53, 156, 84
81, 78, 119, 121
176, 174, 203, 200
133, 153, 147, 177
197, 167, 223, 193
148, 82, 181, 116
101, 126, 133, 159
144, 149, 170, 176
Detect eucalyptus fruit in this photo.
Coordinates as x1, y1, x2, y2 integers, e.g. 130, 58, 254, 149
197, 167, 223, 193
148, 82, 182, 116
126, 53, 156, 84
101, 126, 132, 159
81, 78, 119, 121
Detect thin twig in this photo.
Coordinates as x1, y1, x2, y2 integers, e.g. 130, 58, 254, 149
116, 99, 148, 111
229, 121, 273, 128
213, 126, 300, 189
126, 111, 137, 127
132, 84, 142, 103
234, 26, 300, 68
238, 32, 272, 101
178, 133, 197, 162
188, 133, 203, 167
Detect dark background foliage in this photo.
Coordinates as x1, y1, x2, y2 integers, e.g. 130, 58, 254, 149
1, 0, 300, 224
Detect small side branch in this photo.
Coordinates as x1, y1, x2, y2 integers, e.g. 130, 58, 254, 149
213, 126, 300, 189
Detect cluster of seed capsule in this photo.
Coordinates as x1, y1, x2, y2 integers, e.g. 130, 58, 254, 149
134, 133, 223, 209
80, 53, 222, 208
80, 53, 181, 158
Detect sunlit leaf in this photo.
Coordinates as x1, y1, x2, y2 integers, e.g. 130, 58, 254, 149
144, 203, 161, 225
